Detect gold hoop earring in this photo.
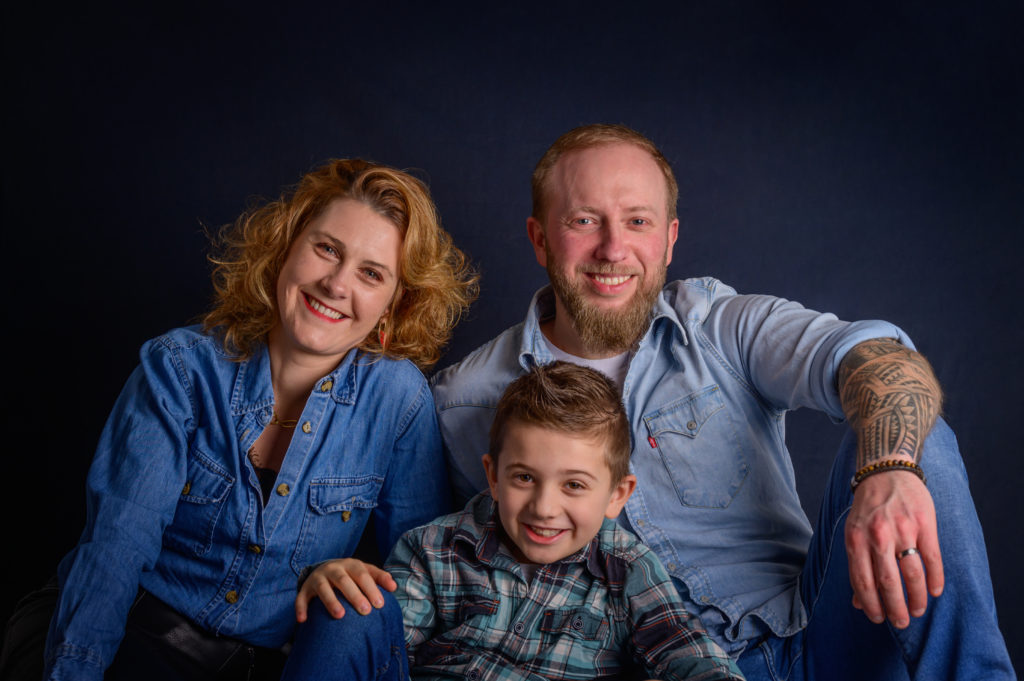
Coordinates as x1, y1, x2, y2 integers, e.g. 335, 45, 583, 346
378, 316, 389, 351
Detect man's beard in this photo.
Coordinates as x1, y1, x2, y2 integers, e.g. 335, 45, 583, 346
547, 254, 667, 356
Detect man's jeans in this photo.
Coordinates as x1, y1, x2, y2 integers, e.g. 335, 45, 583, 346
738, 419, 1016, 681
281, 594, 407, 681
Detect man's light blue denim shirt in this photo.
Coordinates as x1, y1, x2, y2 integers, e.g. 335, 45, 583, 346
430, 278, 913, 656
45, 325, 450, 680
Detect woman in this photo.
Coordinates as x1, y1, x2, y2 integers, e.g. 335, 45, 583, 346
41, 159, 478, 680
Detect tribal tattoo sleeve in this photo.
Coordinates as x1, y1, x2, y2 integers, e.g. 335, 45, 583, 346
837, 338, 943, 469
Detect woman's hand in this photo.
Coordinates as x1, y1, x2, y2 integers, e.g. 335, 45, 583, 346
294, 558, 398, 622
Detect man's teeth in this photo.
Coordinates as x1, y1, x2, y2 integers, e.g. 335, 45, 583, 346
308, 296, 343, 319
593, 274, 631, 286
530, 526, 561, 538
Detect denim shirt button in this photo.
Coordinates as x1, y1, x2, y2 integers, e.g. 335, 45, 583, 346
320, 379, 333, 392
225, 590, 239, 604
181, 481, 191, 496
301, 421, 312, 434
341, 511, 351, 522
248, 544, 262, 554
700, 595, 710, 603
686, 420, 697, 431
276, 483, 291, 497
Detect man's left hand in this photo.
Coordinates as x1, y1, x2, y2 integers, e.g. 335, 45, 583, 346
845, 469, 944, 628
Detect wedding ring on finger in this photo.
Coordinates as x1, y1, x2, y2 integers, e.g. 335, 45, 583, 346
897, 547, 919, 560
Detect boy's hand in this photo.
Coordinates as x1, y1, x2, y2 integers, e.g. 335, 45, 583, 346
294, 558, 398, 622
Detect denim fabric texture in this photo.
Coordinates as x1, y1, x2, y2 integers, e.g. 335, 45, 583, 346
280, 593, 408, 681
432, 278, 914, 655
383, 492, 743, 681
737, 419, 1015, 680
44, 326, 450, 681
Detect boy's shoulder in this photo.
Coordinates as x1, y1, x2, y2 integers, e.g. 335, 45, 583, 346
592, 517, 661, 572
397, 492, 494, 552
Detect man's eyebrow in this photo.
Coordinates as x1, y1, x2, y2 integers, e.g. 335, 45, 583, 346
568, 204, 659, 214
620, 203, 660, 215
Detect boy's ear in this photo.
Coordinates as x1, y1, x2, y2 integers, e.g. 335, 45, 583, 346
604, 474, 637, 519
482, 454, 499, 497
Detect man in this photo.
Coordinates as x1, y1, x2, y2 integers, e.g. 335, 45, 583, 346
431, 124, 1014, 680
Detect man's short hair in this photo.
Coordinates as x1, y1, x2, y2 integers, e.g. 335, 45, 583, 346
531, 123, 679, 223
488, 361, 632, 483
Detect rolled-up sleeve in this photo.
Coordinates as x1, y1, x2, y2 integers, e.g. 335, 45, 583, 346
701, 293, 915, 419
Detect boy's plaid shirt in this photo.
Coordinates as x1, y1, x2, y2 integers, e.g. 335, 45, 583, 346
386, 493, 744, 681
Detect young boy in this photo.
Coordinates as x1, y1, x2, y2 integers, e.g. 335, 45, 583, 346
290, 362, 743, 680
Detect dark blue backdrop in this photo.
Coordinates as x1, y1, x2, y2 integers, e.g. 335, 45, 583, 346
4, 1, 1021, 669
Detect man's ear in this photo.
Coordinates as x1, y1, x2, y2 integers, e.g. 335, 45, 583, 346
604, 474, 637, 519
482, 453, 499, 498
526, 217, 548, 268
665, 218, 679, 266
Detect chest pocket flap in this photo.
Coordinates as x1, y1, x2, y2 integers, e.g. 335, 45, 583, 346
164, 448, 234, 556
645, 384, 724, 440
541, 607, 609, 641
308, 476, 384, 514
643, 385, 749, 509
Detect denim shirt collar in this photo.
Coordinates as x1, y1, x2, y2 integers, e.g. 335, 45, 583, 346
516, 285, 689, 371
230, 344, 368, 416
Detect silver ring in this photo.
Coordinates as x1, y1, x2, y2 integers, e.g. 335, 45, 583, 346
898, 547, 919, 560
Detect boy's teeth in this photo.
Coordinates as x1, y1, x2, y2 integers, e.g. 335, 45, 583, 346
531, 526, 560, 537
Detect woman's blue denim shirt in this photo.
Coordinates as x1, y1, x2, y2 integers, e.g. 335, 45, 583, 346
45, 326, 450, 680
431, 278, 914, 657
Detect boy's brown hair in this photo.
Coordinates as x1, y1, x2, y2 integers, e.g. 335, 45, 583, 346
488, 361, 632, 483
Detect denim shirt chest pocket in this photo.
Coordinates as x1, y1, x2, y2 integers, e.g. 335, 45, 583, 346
290, 476, 384, 575
163, 446, 235, 556
643, 385, 749, 508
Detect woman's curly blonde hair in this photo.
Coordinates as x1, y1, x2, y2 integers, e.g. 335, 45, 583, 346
203, 158, 478, 370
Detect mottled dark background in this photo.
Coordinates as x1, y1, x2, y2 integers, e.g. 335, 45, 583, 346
4, 0, 1021, 669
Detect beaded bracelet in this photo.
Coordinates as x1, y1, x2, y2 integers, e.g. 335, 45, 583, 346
850, 459, 926, 492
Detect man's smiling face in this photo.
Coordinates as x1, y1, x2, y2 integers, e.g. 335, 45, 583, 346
527, 143, 678, 357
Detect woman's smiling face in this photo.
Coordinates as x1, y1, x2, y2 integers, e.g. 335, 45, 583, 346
272, 198, 401, 369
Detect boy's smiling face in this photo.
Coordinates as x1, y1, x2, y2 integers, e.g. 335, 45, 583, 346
483, 422, 636, 564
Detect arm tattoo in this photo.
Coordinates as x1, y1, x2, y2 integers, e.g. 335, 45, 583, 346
838, 339, 943, 469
